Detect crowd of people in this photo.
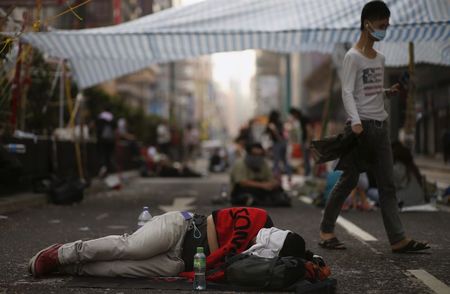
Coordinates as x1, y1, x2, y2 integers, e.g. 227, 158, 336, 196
93, 105, 203, 179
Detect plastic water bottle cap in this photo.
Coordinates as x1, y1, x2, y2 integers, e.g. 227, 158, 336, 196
143, 206, 149, 210
196, 247, 204, 253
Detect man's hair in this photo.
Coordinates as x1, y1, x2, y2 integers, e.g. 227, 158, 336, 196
360, 1, 390, 31
279, 232, 306, 258
289, 107, 302, 119
264, 215, 274, 228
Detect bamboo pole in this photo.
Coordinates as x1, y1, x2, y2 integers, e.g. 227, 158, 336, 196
64, 63, 84, 180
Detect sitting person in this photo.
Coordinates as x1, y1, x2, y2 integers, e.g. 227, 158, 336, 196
29, 207, 305, 281
342, 173, 375, 211
230, 143, 291, 206
209, 147, 228, 173
391, 141, 426, 207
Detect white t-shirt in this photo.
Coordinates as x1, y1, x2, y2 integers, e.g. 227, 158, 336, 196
341, 48, 388, 126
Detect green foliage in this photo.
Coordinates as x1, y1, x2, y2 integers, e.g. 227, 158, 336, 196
0, 36, 13, 132
25, 50, 56, 133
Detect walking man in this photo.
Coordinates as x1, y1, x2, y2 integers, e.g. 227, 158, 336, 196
319, 1, 429, 253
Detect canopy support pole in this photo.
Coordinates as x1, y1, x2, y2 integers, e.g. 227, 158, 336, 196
59, 59, 65, 128
10, 42, 22, 131
64, 61, 85, 181
404, 42, 416, 151
284, 53, 292, 114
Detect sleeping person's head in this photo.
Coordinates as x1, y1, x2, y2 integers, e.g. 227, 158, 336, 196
279, 232, 306, 258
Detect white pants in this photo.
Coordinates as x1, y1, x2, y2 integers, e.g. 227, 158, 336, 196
58, 211, 192, 277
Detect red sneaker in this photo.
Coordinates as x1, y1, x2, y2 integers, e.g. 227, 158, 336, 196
28, 243, 62, 278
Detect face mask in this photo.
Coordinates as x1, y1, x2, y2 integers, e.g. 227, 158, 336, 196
245, 154, 265, 171
368, 22, 386, 41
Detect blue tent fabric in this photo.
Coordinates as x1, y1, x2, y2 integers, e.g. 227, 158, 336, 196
20, 0, 450, 89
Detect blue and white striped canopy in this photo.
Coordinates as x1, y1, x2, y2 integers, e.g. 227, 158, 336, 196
21, 0, 450, 89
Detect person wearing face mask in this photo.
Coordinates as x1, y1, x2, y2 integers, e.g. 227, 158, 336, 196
229, 143, 291, 206
319, 1, 430, 253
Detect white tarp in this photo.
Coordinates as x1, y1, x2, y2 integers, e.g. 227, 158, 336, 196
20, 0, 450, 89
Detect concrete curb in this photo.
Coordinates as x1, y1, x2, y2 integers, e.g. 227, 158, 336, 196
0, 193, 47, 215
0, 170, 140, 215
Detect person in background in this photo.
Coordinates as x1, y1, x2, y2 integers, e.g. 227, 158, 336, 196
156, 121, 171, 156
169, 124, 182, 162
442, 129, 450, 164
266, 110, 292, 181
209, 147, 228, 173
391, 141, 426, 207
289, 108, 313, 176
342, 173, 375, 211
230, 143, 290, 207
96, 106, 116, 178
117, 118, 141, 161
184, 123, 200, 163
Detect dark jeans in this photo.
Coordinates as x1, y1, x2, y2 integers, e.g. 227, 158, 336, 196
231, 184, 290, 207
302, 144, 311, 176
98, 141, 115, 173
272, 141, 292, 177
320, 120, 405, 245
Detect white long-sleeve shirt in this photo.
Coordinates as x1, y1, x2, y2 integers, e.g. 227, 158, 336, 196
341, 48, 388, 126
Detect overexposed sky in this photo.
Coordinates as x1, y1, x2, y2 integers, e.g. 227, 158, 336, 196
211, 50, 256, 95
179, 0, 256, 95
179, 0, 257, 131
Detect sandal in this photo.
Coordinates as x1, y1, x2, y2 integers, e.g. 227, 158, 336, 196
392, 240, 430, 254
318, 237, 346, 250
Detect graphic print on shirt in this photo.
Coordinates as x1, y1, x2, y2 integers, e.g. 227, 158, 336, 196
362, 67, 383, 97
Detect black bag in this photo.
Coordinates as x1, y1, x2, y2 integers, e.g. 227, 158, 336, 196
223, 254, 305, 290
0, 145, 23, 185
47, 176, 86, 205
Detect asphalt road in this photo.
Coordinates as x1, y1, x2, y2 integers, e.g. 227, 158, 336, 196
1, 173, 449, 294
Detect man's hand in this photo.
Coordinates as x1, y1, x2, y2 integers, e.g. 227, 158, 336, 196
260, 181, 279, 191
385, 83, 401, 97
259, 182, 272, 190
352, 124, 364, 135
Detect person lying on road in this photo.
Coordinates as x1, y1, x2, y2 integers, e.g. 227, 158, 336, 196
29, 207, 306, 281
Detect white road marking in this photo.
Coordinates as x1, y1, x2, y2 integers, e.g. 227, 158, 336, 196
159, 197, 196, 212
299, 196, 313, 204
96, 213, 109, 220
336, 216, 378, 242
106, 225, 128, 230
408, 269, 450, 294
300, 195, 378, 242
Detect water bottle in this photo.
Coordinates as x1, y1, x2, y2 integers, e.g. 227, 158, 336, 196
137, 206, 152, 228
4, 144, 26, 154
429, 182, 438, 206
193, 247, 206, 291
220, 184, 228, 199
